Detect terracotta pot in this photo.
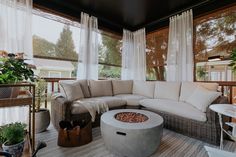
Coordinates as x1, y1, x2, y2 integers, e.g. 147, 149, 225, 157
2, 140, 25, 157
35, 109, 50, 133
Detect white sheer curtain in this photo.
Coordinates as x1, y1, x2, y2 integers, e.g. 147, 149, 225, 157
121, 28, 146, 81
0, 0, 33, 60
0, 0, 32, 125
167, 9, 193, 82
77, 12, 98, 80
121, 29, 134, 80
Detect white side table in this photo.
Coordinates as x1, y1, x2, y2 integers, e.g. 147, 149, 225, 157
210, 104, 236, 149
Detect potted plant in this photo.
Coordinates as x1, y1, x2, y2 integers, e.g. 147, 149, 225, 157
229, 48, 236, 72
0, 51, 35, 98
35, 78, 50, 133
0, 122, 27, 157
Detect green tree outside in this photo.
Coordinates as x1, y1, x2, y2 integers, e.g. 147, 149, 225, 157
55, 25, 78, 60
99, 34, 122, 79
33, 35, 56, 57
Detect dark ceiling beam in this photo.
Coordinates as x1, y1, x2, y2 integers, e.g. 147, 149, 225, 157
33, 0, 236, 34
47, 0, 126, 34
144, 0, 236, 33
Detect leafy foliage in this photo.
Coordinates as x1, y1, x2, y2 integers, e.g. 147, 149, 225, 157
195, 10, 236, 61
98, 34, 121, 79
0, 54, 35, 84
0, 122, 26, 145
99, 65, 121, 79
146, 28, 168, 80
56, 25, 78, 60
33, 35, 56, 57
196, 66, 207, 81
229, 48, 236, 72
35, 78, 47, 112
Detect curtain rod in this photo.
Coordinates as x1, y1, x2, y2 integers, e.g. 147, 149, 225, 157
147, 0, 213, 26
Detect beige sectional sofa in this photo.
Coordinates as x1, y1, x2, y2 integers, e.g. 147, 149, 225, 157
51, 79, 229, 145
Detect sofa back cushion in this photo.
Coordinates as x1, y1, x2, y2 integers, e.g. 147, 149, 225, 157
180, 82, 219, 102
154, 81, 181, 101
89, 80, 113, 97
185, 86, 221, 112
77, 79, 91, 98
112, 80, 133, 95
132, 81, 155, 98
59, 80, 84, 101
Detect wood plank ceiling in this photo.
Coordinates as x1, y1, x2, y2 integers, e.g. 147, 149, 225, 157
33, 0, 236, 34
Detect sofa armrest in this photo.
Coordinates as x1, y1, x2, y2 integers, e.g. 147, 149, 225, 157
206, 96, 229, 124
51, 93, 72, 130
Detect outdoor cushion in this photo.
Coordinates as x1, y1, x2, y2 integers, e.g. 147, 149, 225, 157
154, 81, 181, 101
112, 80, 133, 95
140, 99, 207, 122
71, 96, 126, 114
59, 80, 84, 101
89, 80, 113, 97
114, 94, 147, 106
78, 79, 91, 98
132, 81, 155, 98
180, 82, 219, 102
185, 86, 221, 112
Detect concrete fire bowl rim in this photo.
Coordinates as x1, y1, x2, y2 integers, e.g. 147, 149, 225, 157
101, 109, 163, 130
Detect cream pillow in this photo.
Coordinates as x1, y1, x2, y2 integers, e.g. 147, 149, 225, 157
89, 80, 113, 97
59, 80, 84, 101
154, 81, 181, 101
132, 81, 155, 98
185, 86, 221, 112
78, 79, 90, 98
180, 82, 218, 102
112, 80, 133, 95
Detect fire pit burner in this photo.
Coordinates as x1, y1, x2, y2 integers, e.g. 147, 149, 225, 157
115, 112, 148, 123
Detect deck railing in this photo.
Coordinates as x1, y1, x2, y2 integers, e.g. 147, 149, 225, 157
42, 77, 76, 108
42, 77, 236, 108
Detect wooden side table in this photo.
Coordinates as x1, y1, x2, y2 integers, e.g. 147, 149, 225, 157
210, 104, 236, 149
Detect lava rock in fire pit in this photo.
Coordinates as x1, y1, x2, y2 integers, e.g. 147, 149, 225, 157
115, 112, 148, 123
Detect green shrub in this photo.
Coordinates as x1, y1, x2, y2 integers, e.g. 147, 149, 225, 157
0, 122, 26, 145
229, 48, 236, 72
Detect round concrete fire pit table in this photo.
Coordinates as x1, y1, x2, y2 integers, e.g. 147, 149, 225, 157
101, 109, 163, 157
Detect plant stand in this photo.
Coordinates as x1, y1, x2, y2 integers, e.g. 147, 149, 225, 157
0, 83, 36, 154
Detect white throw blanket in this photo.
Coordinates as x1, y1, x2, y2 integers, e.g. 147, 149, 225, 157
73, 99, 109, 122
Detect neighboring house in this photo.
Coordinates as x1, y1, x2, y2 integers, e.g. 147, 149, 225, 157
33, 58, 75, 78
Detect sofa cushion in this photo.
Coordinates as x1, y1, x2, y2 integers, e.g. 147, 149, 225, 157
78, 79, 91, 98
59, 80, 84, 101
89, 80, 113, 97
154, 81, 181, 101
71, 96, 126, 114
112, 80, 133, 95
114, 94, 147, 106
185, 86, 221, 112
140, 99, 207, 122
132, 81, 155, 98
180, 82, 219, 102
